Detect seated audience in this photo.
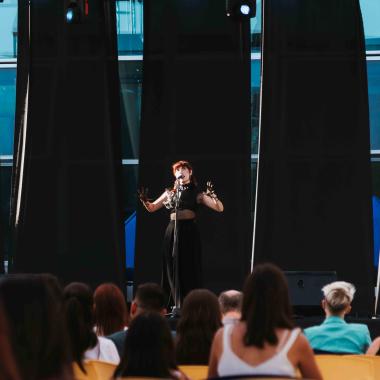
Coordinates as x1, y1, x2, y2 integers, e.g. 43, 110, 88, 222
176, 289, 222, 364
94, 283, 128, 336
219, 289, 242, 325
208, 263, 322, 379
0, 301, 21, 380
107, 282, 167, 356
63, 282, 120, 368
0, 274, 73, 380
304, 281, 372, 354
113, 312, 185, 379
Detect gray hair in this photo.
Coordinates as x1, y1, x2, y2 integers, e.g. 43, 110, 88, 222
218, 290, 242, 314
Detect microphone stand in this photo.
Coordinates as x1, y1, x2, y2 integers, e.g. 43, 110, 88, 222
171, 181, 182, 318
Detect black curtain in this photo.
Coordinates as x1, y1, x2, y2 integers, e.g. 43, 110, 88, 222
134, 0, 252, 294
254, 0, 373, 314
10, 0, 125, 288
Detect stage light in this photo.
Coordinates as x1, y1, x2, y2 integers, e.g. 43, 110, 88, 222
226, 0, 256, 19
65, 8, 74, 23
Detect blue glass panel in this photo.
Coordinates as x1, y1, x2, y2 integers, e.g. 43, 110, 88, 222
250, 0, 261, 52
0, 68, 16, 155
251, 59, 261, 155
367, 60, 380, 151
119, 60, 142, 159
360, 0, 380, 50
116, 0, 144, 55
0, 0, 17, 58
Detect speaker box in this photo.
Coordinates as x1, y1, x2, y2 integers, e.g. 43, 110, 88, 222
285, 271, 337, 316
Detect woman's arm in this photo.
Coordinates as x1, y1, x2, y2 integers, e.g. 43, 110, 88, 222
295, 334, 323, 380
207, 328, 224, 378
198, 193, 224, 212
366, 336, 380, 355
141, 191, 167, 212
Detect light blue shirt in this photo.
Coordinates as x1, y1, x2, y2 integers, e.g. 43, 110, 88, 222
304, 316, 372, 354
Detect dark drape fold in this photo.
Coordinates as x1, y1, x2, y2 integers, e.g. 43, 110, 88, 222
134, 0, 252, 294
10, 0, 125, 288
254, 0, 373, 313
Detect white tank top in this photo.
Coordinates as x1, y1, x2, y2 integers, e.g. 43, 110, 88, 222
217, 325, 300, 377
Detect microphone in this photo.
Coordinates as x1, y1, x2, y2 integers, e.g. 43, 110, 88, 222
176, 174, 184, 180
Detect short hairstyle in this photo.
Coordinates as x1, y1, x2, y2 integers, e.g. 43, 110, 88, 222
135, 283, 166, 312
94, 283, 128, 336
241, 263, 294, 348
219, 290, 242, 314
322, 281, 355, 313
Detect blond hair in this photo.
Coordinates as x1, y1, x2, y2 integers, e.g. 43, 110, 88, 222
322, 281, 355, 313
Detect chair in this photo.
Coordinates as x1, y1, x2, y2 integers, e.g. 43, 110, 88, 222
346, 355, 380, 378
179, 365, 208, 380
89, 360, 117, 380
73, 362, 98, 380
315, 355, 374, 380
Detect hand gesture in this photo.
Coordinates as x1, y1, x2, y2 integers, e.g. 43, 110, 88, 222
205, 181, 218, 200
137, 187, 150, 204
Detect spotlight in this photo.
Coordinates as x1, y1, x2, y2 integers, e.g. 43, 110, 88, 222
65, 0, 88, 24
226, 0, 256, 19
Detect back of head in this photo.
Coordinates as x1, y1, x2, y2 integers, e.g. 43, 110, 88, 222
176, 289, 222, 364
322, 281, 355, 314
241, 263, 294, 348
94, 283, 127, 336
115, 312, 176, 378
0, 274, 72, 380
219, 290, 242, 315
63, 282, 97, 369
134, 283, 166, 313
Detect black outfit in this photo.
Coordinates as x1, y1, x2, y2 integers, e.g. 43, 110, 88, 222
163, 183, 202, 305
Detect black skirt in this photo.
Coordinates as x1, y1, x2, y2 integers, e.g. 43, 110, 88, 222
162, 219, 202, 305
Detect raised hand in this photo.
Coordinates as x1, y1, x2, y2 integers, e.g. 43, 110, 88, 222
206, 181, 218, 200
137, 187, 150, 204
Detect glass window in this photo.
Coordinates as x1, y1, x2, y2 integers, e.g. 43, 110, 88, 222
119, 60, 143, 159
0, 0, 17, 58
250, 0, 261, 52
0, 68, 16, 156
251, 59, 261, 155
116, 0, 144, 55
367, 59, 380, 151
360, 0, 380, 51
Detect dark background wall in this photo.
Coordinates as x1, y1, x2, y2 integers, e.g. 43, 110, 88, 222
10, 0, 125, 287
254, 0, 374, 314
134, 0, 253, 293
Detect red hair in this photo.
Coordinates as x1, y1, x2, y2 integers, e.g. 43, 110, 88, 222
94, 283, 128, 336
172, 160, 193, 176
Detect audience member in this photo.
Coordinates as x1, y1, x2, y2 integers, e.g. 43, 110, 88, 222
94, 283, 128, 336
219, 289, 242, 325
176, 289, 222, 364
107, 282, 167, 356
63, 282, 119, 368
113, 312, 185, 379
0, 274, 73, 380
208, 263, 322, 379
0, 301, 21, 380
304, 281, 372, 354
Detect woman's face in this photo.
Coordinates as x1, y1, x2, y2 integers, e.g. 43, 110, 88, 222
174, 166, 192, 184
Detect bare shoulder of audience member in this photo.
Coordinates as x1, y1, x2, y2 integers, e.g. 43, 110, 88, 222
208, 264, 322, 380
0, 274, 73, 380
176, 289, 222, 365
114, 312, 182, 379
94, 283, 128, 336
219, 289, 242, 324
63, 282, 119, 368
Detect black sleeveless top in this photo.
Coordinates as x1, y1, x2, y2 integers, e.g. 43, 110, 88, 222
169, 183, 199, 213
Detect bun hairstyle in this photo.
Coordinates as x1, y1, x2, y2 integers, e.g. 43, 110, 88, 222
322, 281, 356, 313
